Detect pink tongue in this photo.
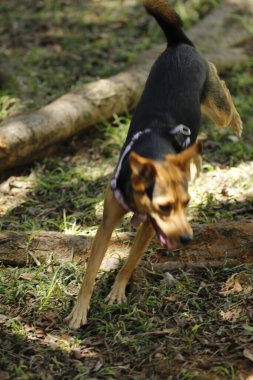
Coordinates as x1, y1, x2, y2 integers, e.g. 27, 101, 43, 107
159, 234, 177, 249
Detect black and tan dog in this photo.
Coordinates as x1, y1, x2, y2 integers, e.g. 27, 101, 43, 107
66, 0, 242, 329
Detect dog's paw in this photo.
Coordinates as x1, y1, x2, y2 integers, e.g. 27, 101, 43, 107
65, 301, 89, 330
188, 154, 202, 182
228, 110, 243, 137
105, 283, 127, 305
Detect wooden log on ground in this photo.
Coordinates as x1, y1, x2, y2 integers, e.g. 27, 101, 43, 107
0, 0, 252, 172
0, 222, 252, 268
152, 221, 253, 272
0, 231, 92, 266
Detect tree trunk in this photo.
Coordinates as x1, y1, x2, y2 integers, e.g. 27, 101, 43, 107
0, 222, 252, 268
0, 0, 252, 172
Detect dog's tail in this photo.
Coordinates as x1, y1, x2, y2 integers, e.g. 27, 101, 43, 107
143, 0, 194, 47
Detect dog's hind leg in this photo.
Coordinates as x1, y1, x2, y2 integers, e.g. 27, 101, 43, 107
188, 152, 202, 182
201, 62, 243, 137
66, 186, 126, 329
106, 220, 154, 305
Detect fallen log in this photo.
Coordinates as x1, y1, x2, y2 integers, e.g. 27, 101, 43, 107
0, 231, 92, 266
0, 0, 252, 172
0, 222, 252, 268
152, 221, 253, 272
149, 260, 238, 272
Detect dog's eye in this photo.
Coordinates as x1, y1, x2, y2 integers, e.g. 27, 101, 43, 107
158, 203, 173, 213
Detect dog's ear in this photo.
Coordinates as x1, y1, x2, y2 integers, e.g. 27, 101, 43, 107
129, 151, 157, 192
166, 140, 202, 172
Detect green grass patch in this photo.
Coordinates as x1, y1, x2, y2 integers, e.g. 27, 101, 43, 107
1, 262, 252, 379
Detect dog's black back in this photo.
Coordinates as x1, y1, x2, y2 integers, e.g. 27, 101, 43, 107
120, 0, 209, 158
125, 44, 208, 151
116, 0, 209, 203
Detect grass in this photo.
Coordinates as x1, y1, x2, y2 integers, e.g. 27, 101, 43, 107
0, 0, 221, 119
0, 0, 253, 379
1, 261, 252, 379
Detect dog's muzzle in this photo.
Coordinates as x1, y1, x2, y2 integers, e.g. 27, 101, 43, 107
149, 216, 177, 250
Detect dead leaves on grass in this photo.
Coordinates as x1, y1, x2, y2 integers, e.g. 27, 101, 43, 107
220, 272, 252, 296
219, 272, 252, 323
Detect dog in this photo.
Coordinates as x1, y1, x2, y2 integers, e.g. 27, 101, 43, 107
66, 0, 242, 329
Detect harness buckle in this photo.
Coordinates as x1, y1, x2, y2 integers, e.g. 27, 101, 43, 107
179, 124, 191, 136
170, 124, 191, 148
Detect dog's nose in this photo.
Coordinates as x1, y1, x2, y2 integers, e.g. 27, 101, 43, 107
180, 235, 193, 244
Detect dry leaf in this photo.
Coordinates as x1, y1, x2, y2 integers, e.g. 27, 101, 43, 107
243, 348, 253, 362
0, 314, 8, 324
221, 275, 243, 295
161, 272, 177, 286
164, 295, 177, 302
19, 273, 34, 281
220, 273, 252, 296
220, 309, 241, 321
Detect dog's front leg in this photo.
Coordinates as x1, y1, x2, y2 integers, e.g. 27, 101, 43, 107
66, 187, 125, 329
106, 219, 154, 305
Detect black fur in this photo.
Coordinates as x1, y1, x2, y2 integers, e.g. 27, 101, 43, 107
114, 5, 208, 208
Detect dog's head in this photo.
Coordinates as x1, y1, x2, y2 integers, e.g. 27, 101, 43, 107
129, 141, 202, 249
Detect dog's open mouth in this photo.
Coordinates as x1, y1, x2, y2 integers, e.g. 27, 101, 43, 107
150, 217, 177, 250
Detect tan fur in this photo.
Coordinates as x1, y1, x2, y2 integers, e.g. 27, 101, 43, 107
130, 151, 157, 192
166, 140, 202, 171
148, 160, 192, 239
202, 62, 243, 137
66, 186, 126, 329
188, 154, 202, 181
106, 220, 154, 304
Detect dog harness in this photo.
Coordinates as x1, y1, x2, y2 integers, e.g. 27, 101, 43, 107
110, 124, 191, 213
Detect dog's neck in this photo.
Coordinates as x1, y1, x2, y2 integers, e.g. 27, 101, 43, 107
111, 125, 192, 213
